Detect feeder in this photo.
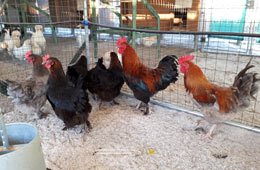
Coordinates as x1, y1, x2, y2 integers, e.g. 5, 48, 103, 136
0, 112, 46, 170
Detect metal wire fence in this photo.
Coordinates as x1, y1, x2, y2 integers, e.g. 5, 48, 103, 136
0, 0, 259, 131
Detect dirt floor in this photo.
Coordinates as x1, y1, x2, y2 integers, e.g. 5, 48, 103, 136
3, 94, 260, 170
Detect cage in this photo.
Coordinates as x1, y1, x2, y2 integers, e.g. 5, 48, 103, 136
0, 0, 260, 169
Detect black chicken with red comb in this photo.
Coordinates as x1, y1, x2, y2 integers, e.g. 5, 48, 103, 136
43, 55, 92, 131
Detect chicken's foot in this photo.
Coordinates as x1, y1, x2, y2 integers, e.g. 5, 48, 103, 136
98, 100, 103, 109
112, 100, 119, 105
136, 102, 151, 115
62, 126, 68, 131
136, 101, 142, 109
80, 122, 92, 133
143, 103, 150, 115
86, 120, 92, 130
197, 119, 203, 126
92, 94, 97, 101
203, 124, 217, 139
194, 119, 206, 133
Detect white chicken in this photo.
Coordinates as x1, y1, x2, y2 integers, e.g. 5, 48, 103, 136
140, 36, 157, 47
3, 29, 11, 41
31, 41, 42, 55
28, 25, 46, 52
0, 29, 21, 53
1, 30, 13, 52
11, 30, 21, 48
13, 39, 32, 60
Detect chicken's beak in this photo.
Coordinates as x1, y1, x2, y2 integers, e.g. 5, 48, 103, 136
24, 58, 27, 61
42, 62, 46, 65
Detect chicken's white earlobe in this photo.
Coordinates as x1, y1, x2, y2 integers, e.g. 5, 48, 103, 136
103, 51, 111, 69
118, 53, 123, 68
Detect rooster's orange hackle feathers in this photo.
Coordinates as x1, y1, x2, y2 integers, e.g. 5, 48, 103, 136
180, 54, 259, 138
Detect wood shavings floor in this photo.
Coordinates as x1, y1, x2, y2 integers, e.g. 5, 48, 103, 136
3, 94, 260, 170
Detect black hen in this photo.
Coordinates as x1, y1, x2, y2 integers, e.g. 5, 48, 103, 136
86, 52, 124, 107
43, 56, 92, 131
66, 55, 88, 90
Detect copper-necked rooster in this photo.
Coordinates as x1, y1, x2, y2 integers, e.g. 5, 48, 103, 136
179, 55, 260, 139
117, 37, 179, 115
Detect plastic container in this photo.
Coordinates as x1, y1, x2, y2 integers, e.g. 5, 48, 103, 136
0, 123, 46, 170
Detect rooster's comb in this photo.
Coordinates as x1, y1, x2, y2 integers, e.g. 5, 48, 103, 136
178, 54, 194, 64
43, 54, 50, 62
117, 37, 127, 47
24, 51, 33, 59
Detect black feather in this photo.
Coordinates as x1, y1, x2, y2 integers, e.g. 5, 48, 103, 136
66, 55, 88, 90
0, 80, 8, 96
86, 53, 124, 102
155, 55, 179, 91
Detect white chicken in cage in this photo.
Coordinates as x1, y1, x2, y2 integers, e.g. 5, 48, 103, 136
140, 36, 157, 47
0, 29, 21, 53
28, 25, 46, 52
11, 30, 21, 48
31, 41, 42, 55
13, 40, 32, 60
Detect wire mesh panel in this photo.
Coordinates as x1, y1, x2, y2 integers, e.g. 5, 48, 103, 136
0, 0, 84, 112
87, 0, 260, 129
0, 0, 259, 131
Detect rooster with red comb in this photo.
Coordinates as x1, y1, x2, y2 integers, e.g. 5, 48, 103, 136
179, 54, 260, 139
0, 51, 50, 119
117, 37, 179, 115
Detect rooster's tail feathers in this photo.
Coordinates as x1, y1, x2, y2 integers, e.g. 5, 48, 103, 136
159, 55, 178, 67
158, 55, 179, 82
153, 55, 179, 92
232, 58, 260, 106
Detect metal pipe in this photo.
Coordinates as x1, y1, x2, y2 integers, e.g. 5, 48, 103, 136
132, 0, 137, 50
0, 112, 10, 151
83, 0, 90, 69
3, 19, 260, 38
0, 21, 81, 25
84, 21, 260, 38
91, 0, 98, 58
204, 49, 260, 58
141, 0, 161, 58
122, 92, 260, 134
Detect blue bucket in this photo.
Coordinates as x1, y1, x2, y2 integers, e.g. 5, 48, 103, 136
0, 123, 46, 170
